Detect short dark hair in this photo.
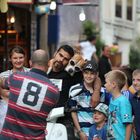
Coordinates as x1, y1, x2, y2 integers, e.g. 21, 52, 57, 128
87, 35, 96, 42
57, 45, 74, 58
9, 45, 25, 58
102, 45, 109, 51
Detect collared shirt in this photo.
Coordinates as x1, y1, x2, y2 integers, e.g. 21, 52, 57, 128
0, 68, 59, 140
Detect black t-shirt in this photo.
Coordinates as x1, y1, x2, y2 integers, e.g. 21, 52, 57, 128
98, 55, 111, 86
48, 70, 83, 107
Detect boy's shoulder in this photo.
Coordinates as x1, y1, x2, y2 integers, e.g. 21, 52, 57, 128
111, 94, 131, 105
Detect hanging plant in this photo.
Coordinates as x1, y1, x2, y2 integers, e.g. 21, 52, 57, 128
82, 20, 98, 38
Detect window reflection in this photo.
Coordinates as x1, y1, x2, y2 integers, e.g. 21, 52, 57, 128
115, 0, 122, 18
127, 0, 132, 20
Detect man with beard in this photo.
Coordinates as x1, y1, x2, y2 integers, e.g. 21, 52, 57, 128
47, 45, 101, 140
48, 45, 101, 107
47, 45, 78, 107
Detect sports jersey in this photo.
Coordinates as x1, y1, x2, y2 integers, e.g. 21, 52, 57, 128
0, 68, 59, 140
107, 95, 133, 140
70, 83, 94, 136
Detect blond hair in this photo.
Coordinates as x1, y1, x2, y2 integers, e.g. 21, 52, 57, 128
105, 70, 127, 90
133, 69, 140, 76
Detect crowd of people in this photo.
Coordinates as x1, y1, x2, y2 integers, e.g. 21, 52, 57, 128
0, 41, 139, 140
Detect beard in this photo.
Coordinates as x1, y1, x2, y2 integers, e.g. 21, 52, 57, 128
53, 61, 64, 71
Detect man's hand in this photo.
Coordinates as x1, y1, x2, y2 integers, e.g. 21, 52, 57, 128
90, 76, 101, 107
47, 59, 54, 74
1, 89, 9, 101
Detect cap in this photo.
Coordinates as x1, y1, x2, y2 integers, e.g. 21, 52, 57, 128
83, 61, 98, 72
94, 103, 108, 117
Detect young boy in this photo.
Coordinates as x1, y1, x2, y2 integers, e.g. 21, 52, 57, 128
130, 69, 140, 140
69, 61, 101, 139
104, 70, 133, 140
88, 103, 108, 140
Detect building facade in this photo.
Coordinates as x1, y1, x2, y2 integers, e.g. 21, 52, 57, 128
100, 0, 137, 65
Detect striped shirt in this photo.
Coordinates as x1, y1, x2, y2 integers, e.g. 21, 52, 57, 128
70, 83, 94, 136
0, 68, 59, 140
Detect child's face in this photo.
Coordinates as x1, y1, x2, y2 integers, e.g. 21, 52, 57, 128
132, 73, 140, 92
104, 78, 113, 93
93, 111, 107, 124
10, 52, 25, 70
83, 70, 97, 84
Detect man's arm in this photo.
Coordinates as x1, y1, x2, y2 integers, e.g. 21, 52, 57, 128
125, 123, 132, 140
90, 76, 101, 107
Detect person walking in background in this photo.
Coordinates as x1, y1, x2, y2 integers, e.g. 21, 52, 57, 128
70, 61, 101, 140
88, 103, 108, 140
105, 70, 133, 140
76, 35, 98, 62
130, 69, 140, 140
98, 45, 112, 86
0, 45, 29, 132
0, 49, 59, 140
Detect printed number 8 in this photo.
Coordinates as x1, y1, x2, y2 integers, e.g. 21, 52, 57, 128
23, 82, 41, 106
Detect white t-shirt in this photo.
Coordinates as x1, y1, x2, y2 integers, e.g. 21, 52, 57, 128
80, 41, 96, 61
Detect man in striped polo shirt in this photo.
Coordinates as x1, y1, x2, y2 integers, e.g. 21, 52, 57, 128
0, 49, 59, 140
